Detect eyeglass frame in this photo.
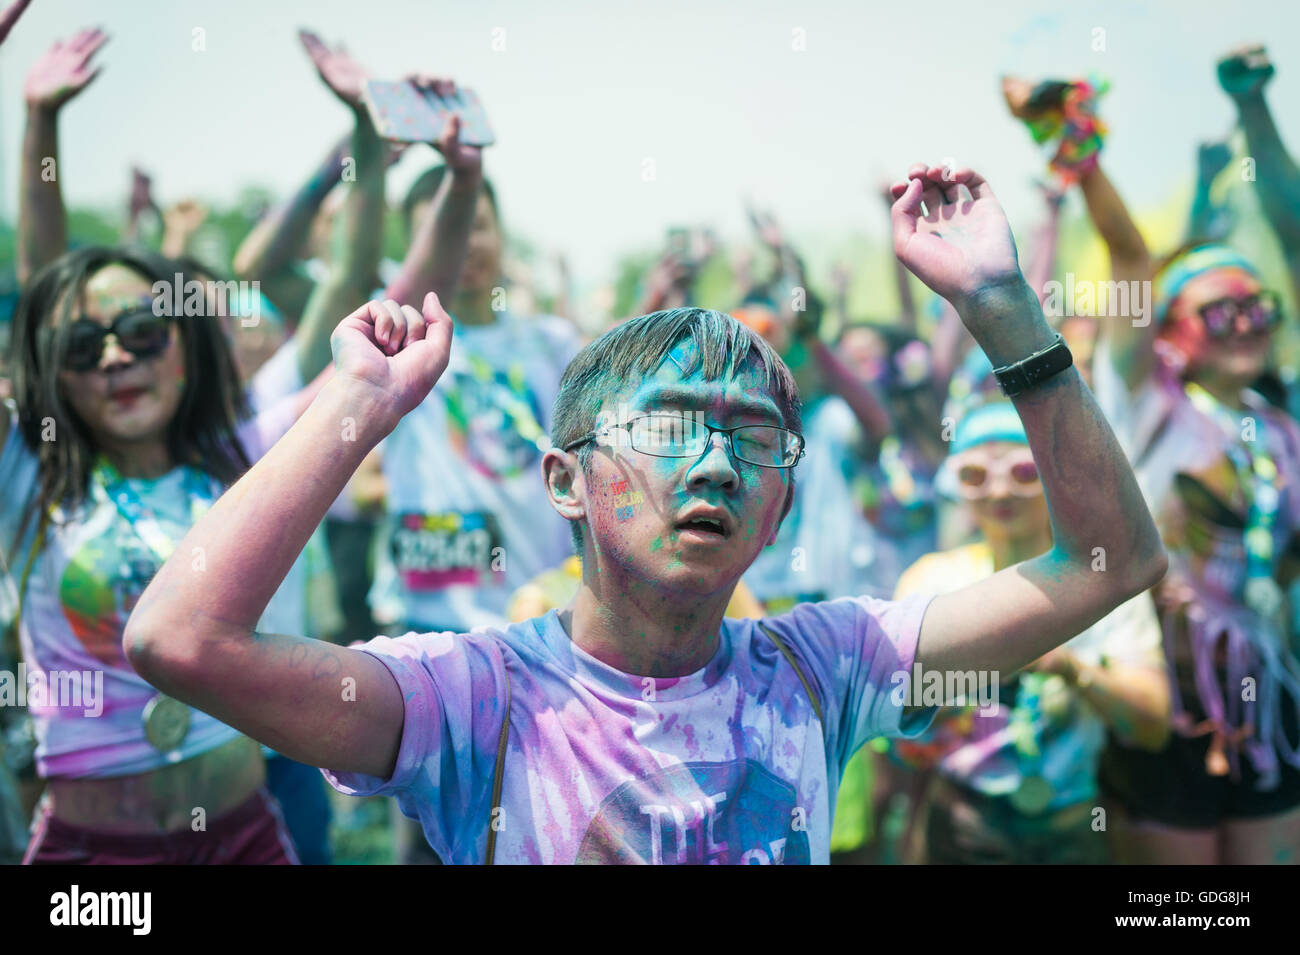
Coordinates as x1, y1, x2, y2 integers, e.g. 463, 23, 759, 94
562, 411, 806, 469
1195, 290, 1283, 339
947, 448, 1042, 499
54, 308, 177, 373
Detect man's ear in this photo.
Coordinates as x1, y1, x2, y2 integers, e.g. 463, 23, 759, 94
542, 447, 587, 524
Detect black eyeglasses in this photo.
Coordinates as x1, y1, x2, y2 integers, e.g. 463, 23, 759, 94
563, 412, 805, 469
1197, 291, 1282, 339
59, 310, 175, 373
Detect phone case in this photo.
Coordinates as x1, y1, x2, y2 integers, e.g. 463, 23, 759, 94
362, 80, 496, 147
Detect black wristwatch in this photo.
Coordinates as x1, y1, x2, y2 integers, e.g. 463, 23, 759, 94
993, 333, 1073, 397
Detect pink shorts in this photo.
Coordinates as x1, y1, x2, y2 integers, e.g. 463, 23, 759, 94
23, 786, 301, 865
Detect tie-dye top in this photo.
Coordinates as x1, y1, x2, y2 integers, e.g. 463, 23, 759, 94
0, 404, 305, 778
1092, 342, 1300, 784
323, 593, 935, 864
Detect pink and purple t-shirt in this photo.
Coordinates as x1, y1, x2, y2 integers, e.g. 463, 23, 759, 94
324, 592, 935, 864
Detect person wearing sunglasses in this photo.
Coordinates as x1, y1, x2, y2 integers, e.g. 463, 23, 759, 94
1, 246, 312, 864
126, 162, 1165, 865
832, 400, 1169, 864
1015, 57, 1300, 861
55, 308, 175, 373
1089, 239, 1300, 864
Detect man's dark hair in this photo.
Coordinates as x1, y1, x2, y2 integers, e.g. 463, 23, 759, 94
551, 307, 802, 554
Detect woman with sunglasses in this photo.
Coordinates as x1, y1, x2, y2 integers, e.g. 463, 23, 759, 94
1092, 240, 1300, 864
2, 247, 303, 863
1004, 67, 1300, 861
832, 401, 1169, 864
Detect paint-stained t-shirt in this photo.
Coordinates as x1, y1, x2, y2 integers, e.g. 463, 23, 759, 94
323, 593, 935, 864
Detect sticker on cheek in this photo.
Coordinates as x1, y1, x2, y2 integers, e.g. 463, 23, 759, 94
610, 477, 644, 522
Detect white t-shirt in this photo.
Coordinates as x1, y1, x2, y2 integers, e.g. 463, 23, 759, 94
324, 592, 936, 864
370, 312, 581, 631
0, 403, 303, 777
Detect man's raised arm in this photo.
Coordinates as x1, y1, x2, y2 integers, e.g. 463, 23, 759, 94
888, 163, 1167, 678
124, 295, 455, 779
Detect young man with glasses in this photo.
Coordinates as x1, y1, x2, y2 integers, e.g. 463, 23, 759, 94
125, 163, 1166, 864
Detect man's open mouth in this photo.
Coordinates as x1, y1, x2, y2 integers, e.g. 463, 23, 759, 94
674, 508, 732, 539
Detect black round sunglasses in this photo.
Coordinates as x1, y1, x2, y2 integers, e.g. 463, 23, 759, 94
56, 309, 175, 373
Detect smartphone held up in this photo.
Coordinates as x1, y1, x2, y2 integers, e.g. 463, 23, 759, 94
362, 79, 496, 147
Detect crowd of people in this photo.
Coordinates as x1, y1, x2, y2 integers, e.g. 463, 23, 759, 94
0, 0, 1298, 865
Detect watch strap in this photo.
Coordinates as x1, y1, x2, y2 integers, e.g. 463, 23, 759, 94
993, 333, 1073, 397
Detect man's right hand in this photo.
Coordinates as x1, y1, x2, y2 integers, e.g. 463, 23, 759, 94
330, 293, 455, 421
890, 163, 1022, 315
24, 27, 107, 111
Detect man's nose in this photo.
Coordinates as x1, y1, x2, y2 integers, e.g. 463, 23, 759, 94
686, 432, 739, 490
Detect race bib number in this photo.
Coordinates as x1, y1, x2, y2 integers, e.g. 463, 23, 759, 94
392, 512, 505, 592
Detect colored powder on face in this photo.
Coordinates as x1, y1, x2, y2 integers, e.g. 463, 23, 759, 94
651, 536, 663, 552
608, 478, 644, 521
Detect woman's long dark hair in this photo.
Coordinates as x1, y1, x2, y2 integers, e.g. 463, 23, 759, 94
9, 246, 250, 550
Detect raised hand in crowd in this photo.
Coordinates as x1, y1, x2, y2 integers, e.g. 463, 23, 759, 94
1185, 139, 1234, 244
382, 76, 485, 309
889, 162, 1165, 676
123, 165, 160, 243
1219, 44, 1300, 298
161, 198, 210, 259
878, 178, 920, 331
18, 27, 108, 283
1019, 179, 1066, 313
299, 28, 370, 111
281, 28, 389, 382
0, 0, 31, 47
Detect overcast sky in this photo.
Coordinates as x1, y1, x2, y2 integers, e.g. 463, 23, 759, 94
1, 0, 1297, 294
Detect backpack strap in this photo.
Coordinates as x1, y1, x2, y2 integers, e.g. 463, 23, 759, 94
758, 622, 824, 737
483, 664, 512, 866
